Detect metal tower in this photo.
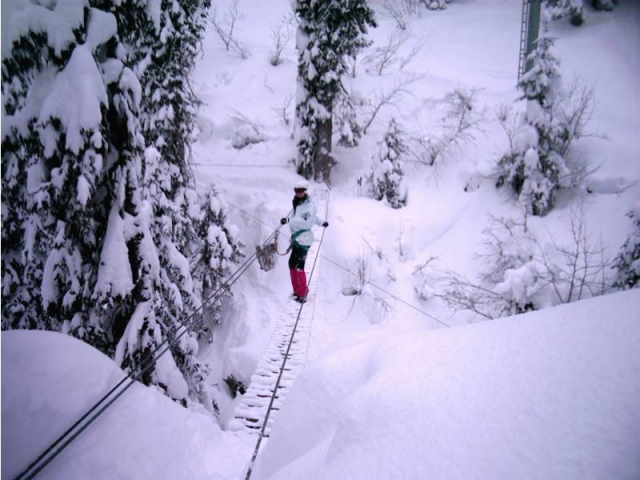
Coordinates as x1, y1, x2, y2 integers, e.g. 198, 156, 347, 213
518, 0, 542, 80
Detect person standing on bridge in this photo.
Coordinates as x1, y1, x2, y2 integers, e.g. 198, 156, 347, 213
280, 180, 328, 303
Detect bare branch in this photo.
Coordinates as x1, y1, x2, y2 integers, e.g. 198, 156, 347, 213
540, 202, 611, 303
211, 0, 251, 59
411, 86, 485, 166
361, 74, 422, 134
271, 91, 295, 138
399, 39, 424, 70
437, 205, 612, 322
436, 270, 502, 320
412, 256, 439, 301
555, 80, 606, 157
269, 15, 295, 66
373, 292, 395, 323
363, 28, 410, 76
381, 0, 420, 30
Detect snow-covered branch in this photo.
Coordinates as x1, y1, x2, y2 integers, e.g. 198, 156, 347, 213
438, 207, 612, 321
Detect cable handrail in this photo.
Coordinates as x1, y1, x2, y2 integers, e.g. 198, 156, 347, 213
191, 163, 289, 168
16, 192, 451, 478
227, 199, 450, 328
243, 189, 331, 480
13, 228, 280, 480
322, 256, 451, 329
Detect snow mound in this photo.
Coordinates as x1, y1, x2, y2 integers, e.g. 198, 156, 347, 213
1, 330, 251, 480
254, 290, 640, 480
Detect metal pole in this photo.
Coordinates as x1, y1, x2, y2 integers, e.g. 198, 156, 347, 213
525, 0, 542, 74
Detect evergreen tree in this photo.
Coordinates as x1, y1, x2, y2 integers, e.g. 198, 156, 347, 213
1, 45, 47, 331
592, 0, 616, 11
1, 3, 123, 349
105, 0, 225, 407
547, 0, 618, 25
114, 0, 212, 302
368, 118, 408, 209
422, 0, 452, 10
545, 0, 585, 26
116, 0, 209, 174
192, 185, 244, 333
295, 0, 376, 182
334, 90, 362, 148
613, 202, 640, 290
1, 0, 230, 410
567, 0, 585, 26
497, 32, 570, 216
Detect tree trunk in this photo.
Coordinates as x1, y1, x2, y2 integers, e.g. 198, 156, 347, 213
314, 114, 334, 185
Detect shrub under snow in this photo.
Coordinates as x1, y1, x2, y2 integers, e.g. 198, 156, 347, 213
368, 118, 408, 209
613, 202, 640, 290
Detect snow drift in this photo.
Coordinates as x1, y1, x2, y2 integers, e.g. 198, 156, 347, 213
1, 330, 252, 480
253, 289, 640, 480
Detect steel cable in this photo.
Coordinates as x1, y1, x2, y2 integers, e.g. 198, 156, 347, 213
227, 200, 450, 328
13, 227, 280, 480
243, 190, 331, 480
321, 256, 451, 329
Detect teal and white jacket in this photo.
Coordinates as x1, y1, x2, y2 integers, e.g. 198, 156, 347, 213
288, 196, 324, 248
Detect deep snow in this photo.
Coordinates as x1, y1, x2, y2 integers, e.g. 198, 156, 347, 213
2, 0, 639, 479
3, 290, 638, 479
1, 330, 253, 480
252, 289, 640, 480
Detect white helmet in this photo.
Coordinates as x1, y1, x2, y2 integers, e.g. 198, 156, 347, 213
295, 179, 309, 190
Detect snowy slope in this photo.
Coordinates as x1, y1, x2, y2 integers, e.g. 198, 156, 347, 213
3, 290, 637, 480
1, 330, 254, 480
253, 289, 640, 480
191, 0, 640, 412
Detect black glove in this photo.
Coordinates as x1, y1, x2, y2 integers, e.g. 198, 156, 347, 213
280, 218, 288, 225
322, 221, 329, 227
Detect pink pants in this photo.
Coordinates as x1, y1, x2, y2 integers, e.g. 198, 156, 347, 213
289, 268, 308, 298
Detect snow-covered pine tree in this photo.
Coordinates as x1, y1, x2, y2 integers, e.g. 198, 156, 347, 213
368, 118, 408, 209
334, 90, 362, 148
613, 202, 640, 290
496, 31, 570, 217
295, 0, 376, 182
2, 0, 225, 410
547, 0, 618, 25
116, 0, 212, 291
545, 0, 585, 26
192, 185, 244, 334
109, 0, 229, 408
1, 18, 50, 330
566, 0, 584, 26
117, 0, 210, 174
422, 0, 452, 10
1, 3, 124, 350
592, 0, 617, 11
